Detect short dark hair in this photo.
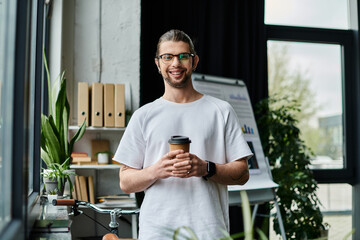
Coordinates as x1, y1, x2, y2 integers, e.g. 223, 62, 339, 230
155, 29, 196, 57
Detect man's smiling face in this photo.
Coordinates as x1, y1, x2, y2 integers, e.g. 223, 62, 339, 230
156, 41, 198, 88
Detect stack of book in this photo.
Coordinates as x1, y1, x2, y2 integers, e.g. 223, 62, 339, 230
32, 219, 71, 233
71, 152, 92, 165
73, 175, 95, 204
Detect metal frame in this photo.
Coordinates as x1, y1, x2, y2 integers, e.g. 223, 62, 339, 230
0, 0, 48, 239
266, 24, 356, 184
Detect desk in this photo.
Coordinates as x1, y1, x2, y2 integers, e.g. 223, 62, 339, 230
30, 196, 72, 240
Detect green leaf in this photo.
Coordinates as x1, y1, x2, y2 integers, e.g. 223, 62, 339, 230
57, 174, 65, 191
43, 48, 52, 114
228, 232, 245, 239
54, 75, 67, 131
63, 96, 70, 156
66, 174, 73, 198
41, 47, 85, 181
61, 157, 71, 171
51, 72, 62, 117
69, 119, 86, 156
172, 226, 198, 240
217, 229, 232, 240
40, 130, 47, 151
342, 229, 355, 240
240, 190, 253, 240
41, 114, 61, 165
255, 96, 324, 239
255, 228, 269, 240
40, 148, 52, 167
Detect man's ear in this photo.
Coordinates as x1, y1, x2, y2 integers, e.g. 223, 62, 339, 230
192, 55, 199, 70
155, 58, 161, 73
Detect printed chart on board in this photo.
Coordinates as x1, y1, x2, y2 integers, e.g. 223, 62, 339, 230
192, 73, 278, 191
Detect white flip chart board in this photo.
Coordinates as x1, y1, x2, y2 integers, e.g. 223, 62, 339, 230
192, 73, 278, 204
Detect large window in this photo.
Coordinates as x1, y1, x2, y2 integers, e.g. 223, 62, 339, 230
265, 0, 355, 182
0, 0, 16, 233
267, 41, 344, 169
0, 0, 46, 239
265, 0, 349, 30
265, 1, 356, 238
27, 0, 43, 197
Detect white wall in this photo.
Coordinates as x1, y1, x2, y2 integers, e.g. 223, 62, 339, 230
60, 0, 140, 125
50, 2, 141, 237
48, 0, 141, 162
49, 0, 64, 90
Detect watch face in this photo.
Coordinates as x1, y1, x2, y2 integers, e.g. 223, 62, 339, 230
206, 161, 216, 178
210, 161, 216, 174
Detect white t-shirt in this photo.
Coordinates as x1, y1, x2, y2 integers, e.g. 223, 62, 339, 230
113, 95, 252, 240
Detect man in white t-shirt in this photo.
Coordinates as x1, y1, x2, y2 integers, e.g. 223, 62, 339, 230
113, 29, 253, 240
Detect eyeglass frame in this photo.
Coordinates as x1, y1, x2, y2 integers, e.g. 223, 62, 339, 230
156, 52, 195, 64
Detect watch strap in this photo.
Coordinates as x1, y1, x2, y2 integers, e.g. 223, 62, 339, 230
203, 160, 216, 181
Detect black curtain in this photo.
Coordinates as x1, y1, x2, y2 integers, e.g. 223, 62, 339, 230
140, 0, 268, 108
140, 0, 269, 236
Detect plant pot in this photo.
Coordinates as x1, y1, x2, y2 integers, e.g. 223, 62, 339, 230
43, 177, 66, 196
47, 194, 58, 204
97, 153, 109, 164
43, 177, 58, 193
320, 229, 329, 239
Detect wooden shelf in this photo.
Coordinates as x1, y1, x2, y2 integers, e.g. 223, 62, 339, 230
69, 125, 126, 132
70, 164, 121, 169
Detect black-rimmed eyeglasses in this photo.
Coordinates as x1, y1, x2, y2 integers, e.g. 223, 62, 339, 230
156, 52, 194, 64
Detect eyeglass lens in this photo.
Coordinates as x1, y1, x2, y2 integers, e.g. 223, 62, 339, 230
159, 53, 192, 63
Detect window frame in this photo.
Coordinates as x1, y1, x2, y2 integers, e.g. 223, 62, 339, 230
26, 1, 46, 237
0, 0, 47, 239
0, 0, 17, 237
266, 24, 356, 183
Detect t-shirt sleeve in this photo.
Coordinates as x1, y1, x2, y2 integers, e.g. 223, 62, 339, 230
224, 104, 253, 162
112, 110, 145, 169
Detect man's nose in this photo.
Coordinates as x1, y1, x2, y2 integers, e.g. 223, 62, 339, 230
171, 56, 182, 66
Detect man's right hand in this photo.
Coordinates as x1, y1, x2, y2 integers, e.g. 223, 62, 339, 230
119, 149, 191, 193
152, 149, 191, 179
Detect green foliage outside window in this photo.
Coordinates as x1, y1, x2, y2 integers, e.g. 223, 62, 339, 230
256, 96, 327, 239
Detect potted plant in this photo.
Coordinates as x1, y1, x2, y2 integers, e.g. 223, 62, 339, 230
41, 158, 77, 196
255, 96, 328, 239
40, 49, 86, 196
47, 188, 58, 204
95, 151, 113, 164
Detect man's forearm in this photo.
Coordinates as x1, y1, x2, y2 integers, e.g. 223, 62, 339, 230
119, 151, 187, 193
119, 155, 249, 193
209, 159, 249, 185
119, 165, 157, 193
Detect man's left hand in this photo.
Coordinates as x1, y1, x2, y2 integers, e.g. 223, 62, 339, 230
171, 153, 207, 178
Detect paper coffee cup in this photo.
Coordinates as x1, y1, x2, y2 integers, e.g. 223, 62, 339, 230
168, 136, 191, 152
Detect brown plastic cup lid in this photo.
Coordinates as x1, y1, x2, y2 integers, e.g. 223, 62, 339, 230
168, 135, 191, 144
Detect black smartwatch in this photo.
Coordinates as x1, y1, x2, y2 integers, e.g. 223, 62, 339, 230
203, 160, 216, 181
